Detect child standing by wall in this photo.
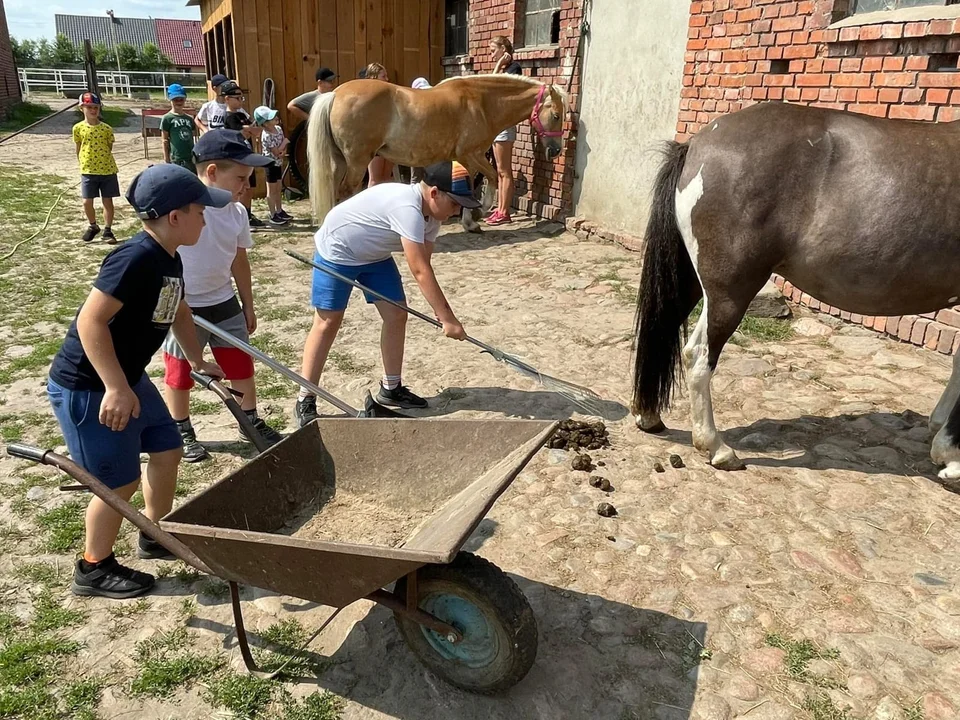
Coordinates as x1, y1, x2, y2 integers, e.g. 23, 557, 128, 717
160, 84, 197, 174
73, 92, 120, 244
220, 80, 264, 228
253, 106, 291, 226
162, 130, 282, 461
47, 163, 229, 598
196, 73, 229, 133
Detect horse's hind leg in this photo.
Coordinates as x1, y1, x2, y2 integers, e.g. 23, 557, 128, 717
931, 397, 960, 479
930, 351, 960, 434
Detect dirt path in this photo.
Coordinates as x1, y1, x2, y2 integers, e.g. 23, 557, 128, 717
0, 112, 956, 720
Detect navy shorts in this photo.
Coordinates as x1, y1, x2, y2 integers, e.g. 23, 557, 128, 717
80, 174, 121, 199
310, 252, 405, 312
48, 374, 182, 489
265, 162, 282, 184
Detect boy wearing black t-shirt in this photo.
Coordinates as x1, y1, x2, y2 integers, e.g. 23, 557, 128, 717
47, 164, 230, 599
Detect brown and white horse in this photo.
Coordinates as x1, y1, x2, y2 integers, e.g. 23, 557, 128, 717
305, 74, 567, 227
631, 101, 960, 479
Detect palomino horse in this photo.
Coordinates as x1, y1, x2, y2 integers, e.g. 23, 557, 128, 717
306, 74, 567, 227
632, 101, 960, 479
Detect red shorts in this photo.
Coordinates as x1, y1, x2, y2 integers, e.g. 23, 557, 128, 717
163, 346, 254, 390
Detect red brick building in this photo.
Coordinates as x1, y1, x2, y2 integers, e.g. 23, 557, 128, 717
0, 0, 20, 119
680, 0, 960, 354
444, 0, 585, 220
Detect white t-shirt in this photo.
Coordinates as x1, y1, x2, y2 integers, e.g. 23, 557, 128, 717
178, 202, 253, 307
197, 99, 227, 130
315, 183, 442, 266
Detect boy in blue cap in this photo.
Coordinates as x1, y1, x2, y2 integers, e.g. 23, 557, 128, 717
47, 164, 230, 599
160, 84, 197, 174
162, 130, 281, 461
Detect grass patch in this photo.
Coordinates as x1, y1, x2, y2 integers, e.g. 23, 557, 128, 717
259, 304, 300, 322
903, 701, 925, 720
108, 598, 150, 638
30, 590, 86, 633
255, 619, 324, 678
765, 632, 842, 689
190, 398, 221, 416
14, 562, 60, 588
0, 633, 82, 718
0, 338, 63, 384
0, 102, 53, 134
205, 673, 275, 718
327, 350, 373, 376
686, 301, 793, 344
197, 578, 229, 600
36, 500, 86, 553
62, 676, 104, 720
278, 690, 343, 720
130, 627, 223, 698
156, 562, 202, 584
801, 693, 856, 720
0, 523, 28, 543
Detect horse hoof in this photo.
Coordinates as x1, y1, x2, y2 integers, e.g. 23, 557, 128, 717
636, 419, 667, 434
710, 447, 746, 471
462, 223, 482, 234
634, 413, 665, 434
939, 462, 960, 481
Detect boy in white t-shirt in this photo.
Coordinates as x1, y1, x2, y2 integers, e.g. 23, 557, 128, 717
295, 161, 480, 425
195, 74, 229, 133
162, 130, 281, 461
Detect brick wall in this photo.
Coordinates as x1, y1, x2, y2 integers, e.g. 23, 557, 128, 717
444, 0, 584, 221
0, 0, 20, 119
681, 0, 960, 356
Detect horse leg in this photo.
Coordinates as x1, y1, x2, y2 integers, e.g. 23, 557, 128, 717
930, 350, 960, 434
458, 153, 498, 233
931, 393, 960, 479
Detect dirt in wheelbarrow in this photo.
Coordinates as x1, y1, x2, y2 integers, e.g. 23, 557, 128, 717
282, 486, 423, 548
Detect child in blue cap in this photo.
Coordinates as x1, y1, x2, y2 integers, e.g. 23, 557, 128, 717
160, 84, 198, 174
47, 164, 229, 599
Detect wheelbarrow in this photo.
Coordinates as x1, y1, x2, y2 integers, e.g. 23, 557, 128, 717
7, 376, 556, 694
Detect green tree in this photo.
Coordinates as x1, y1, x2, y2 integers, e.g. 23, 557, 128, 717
138, 42, 172, 71
91, 41, 113, 68
114, 42, 141, 71
36, 38, 55, 67
11, 37, 39, 67
52, 33, 78, 65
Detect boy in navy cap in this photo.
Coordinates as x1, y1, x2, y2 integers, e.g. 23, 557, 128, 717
162, 130, 280, 461
47, 164, 230, 599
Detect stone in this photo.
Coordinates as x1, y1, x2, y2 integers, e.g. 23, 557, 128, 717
856, 446, 902, 468
692, 693, 732, 720
737, 432, 773, 450
740, 647, 786, 673
936, 595, 960, 615
873, 696, 906, 720
824, 610, 873, 633
547, 449, 567, 465
635, 544, 652, 557
565, 277, 592, 290
25, 486, 44, 502
728, 604, 755, 623
793, 317, 834, 336
847, 672, 879, 698
830, 336, 884, 357
723, 357, 774, 377
585, 284, 612, 295
922, 691, 956, 720
608, 537, 635, 552
823, 549, 864, 578
734, 700, 796, 719
914, 573, 949, 587
790, 550, 824, 573
3, 345, 33, 359
919, 632, 959, 652
535, 529, 569, 547
711, 531, 734, 546
747, 281, 791, 319
724, 675, 760, 701
592, 551, 615, 566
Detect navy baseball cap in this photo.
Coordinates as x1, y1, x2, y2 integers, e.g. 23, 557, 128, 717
316, 67, 337, 82
422, 161, 481, 208
192, 129, 274, 167
211, 73, 229, 88
126, 164, 232, 221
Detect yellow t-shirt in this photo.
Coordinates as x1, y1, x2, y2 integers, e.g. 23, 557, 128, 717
73, 121, 118, 176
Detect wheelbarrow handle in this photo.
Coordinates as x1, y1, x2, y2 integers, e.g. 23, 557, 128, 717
5, 444, 215, 576
188, 372, 270, 454
190, 371, 244, 398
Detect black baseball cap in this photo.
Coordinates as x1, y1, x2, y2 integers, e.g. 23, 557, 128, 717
126, 164, 232, 220
211, 73, 229, 88
316, 67, 337, 82
219, 80, 243, 97
422, 161, 481, 208
193, 129, 274, 167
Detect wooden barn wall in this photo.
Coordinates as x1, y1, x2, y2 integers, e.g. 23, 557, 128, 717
201, 0, 444, 129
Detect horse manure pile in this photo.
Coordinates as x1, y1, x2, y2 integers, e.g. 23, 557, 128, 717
548, 420, 610, 452
283, 487, 421, 548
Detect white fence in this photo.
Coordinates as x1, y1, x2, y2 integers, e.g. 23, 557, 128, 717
18, 68, 208, 99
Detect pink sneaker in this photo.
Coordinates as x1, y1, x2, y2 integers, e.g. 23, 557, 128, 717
486, 211, 511, 226
484, 210, 503, 223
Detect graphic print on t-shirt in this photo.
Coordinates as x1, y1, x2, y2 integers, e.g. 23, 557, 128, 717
152, 276, 183, 325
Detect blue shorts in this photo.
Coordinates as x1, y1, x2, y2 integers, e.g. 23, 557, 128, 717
47, 374, 182, 489
310, 252, 405, 312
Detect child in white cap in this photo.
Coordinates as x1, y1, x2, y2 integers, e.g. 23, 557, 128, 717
253, 106, 291, 226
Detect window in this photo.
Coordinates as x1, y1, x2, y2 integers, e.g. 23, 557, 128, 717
183, 39, 193, 48
203, 16, 235, 80
521, 0, 561, 47
445, 0, 468, 57
852, 0, 960, 14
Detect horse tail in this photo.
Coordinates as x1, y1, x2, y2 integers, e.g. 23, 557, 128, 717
307, 91, 340, 223
631, 140, 700, 418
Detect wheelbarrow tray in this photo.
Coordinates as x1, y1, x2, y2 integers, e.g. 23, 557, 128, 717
162, 418, 556, 608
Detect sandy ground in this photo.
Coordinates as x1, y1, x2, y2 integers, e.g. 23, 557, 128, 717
0, 99, 957, 720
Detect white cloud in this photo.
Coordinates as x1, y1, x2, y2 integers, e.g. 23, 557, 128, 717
7, 1, 201, 41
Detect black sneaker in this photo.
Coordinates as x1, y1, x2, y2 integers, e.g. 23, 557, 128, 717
177, 421, 209, 463
248, 213, 265, 228
239, 415, 284, 446
81, 224, 100, 243
102, 227, 117, 244
136, 532, 175, 561
377, 384, 428, 409
295, 396, 319, 428
268, 213, 289, 226
277, 210, 294, 221
71, 554, 155, 599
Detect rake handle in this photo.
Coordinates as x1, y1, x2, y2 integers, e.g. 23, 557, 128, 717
284, 250, 499, 356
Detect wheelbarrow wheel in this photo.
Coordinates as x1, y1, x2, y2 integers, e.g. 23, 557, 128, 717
393, 551, 537, 694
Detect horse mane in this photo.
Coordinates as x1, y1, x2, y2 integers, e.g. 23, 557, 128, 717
439, 73, 569, 104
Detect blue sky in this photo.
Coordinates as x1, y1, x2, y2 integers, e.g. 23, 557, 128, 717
6, 0, 201, 41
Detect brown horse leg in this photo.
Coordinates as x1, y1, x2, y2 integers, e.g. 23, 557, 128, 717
461, 152, 498, 215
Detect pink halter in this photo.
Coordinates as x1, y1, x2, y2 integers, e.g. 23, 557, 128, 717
530, 84, 564, 139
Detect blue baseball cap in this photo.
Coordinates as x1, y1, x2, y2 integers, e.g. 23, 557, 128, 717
126, 164, 232, 220
167, 83, 187, 100
192, 129, 273, 167
211, 73, 229, 88
422, 161, 480, 208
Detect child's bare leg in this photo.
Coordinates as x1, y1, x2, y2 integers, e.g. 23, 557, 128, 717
164, 385, 191, 421
266, 182, 280, 215
375, 301, 407, 378
141, 447, 181, 522
83, 198, 97, 225
102, 197, 115, 227
84, 478, 141, 561
229, 376, 257, 411
300, 309, 345, 387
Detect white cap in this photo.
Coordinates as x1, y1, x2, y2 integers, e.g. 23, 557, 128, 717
411, 77, 432, 90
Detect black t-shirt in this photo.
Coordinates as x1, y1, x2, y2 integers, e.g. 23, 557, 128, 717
224, 110, 255, 151
504, 61, 522, 75
49, 232, 184, 391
